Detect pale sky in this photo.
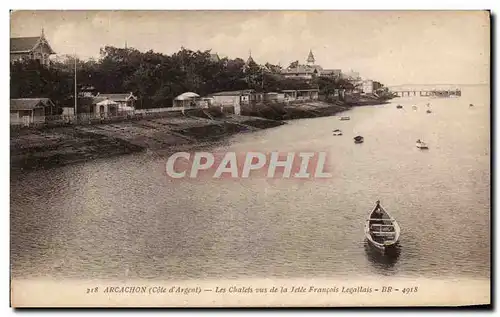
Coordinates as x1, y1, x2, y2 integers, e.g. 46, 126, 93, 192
10, 10, 490, 86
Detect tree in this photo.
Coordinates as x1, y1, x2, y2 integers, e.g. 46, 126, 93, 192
287, 60, 299, 69
10, 59, 73, 112
264, 62, 282, 74
313, 76, 355, 98
10, 45, 387, 111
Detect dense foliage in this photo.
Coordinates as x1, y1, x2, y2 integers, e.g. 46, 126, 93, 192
11, 46, 363, 110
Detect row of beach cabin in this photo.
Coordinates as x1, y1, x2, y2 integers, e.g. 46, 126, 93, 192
11, 88, 320, 126
209, 89, 319, 106
175, 88, 320, 115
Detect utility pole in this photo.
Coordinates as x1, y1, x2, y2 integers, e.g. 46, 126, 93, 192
261, 67, 264, 90
74, 51, 77, 119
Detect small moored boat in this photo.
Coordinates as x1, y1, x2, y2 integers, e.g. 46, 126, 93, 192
364, 201, 401, 254
339, 116, 350, 121
332, 129, 342, 136
354, 136, 364, 144
416, 139, 429, 149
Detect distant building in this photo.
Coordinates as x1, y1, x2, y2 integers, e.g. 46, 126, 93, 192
173, 92, 203, 108
264, 92, 279, 102
10, 98, 55, 125
250, 92, 265, 103
342, 70, 361, 81
10, 29, 56, 66
210, 90, 253, 104
209, 89, 255, 115
320, 69, 342, 77
296, 89, 319, 100
373, 81, 383, 91
282, 65, 321, 80
362, 80, 374, 94
282, 50, 342, 80
279, 89, 319, 101
93, 93, 137, 108
361, 80, 383, 94
92, 92, 137, 116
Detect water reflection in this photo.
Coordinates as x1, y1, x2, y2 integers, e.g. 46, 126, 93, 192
10, 87, 490, 280
364, 240, 401, 274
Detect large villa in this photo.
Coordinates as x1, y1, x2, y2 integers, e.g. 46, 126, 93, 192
10, 29, 55, 66
280, 50, 343, 80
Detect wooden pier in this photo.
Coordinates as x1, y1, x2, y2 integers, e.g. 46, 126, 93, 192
389, 88, 462, 98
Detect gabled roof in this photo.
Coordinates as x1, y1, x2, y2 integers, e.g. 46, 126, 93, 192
10, 98, 54, 111
93, 93, 137, 103
10, 35, 56, 54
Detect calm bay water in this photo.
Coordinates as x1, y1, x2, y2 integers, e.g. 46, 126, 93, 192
11, 86, 490, 281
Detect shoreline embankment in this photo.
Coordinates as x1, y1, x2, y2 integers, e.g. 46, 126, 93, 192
10, 99, 389, 171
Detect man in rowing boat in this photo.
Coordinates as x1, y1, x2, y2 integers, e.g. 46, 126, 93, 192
373, 200, 383, 219
371, 200, 385, 231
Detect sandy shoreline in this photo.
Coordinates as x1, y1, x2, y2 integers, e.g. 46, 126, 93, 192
10, 101, 383, 171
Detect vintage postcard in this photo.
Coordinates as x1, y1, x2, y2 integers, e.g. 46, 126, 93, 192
9, 10, 490, 307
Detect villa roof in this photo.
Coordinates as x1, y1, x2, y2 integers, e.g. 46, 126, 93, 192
282, 64, 323, 75
10, 37, 40, 53
10, 35, 56, 54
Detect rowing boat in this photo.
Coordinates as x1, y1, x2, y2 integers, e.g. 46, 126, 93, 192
416, 139, 429, 149
354, 136, 364, 144
364, 201, 401, 254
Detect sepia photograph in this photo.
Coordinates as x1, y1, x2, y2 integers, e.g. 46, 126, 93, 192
9, 10, 491, 307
